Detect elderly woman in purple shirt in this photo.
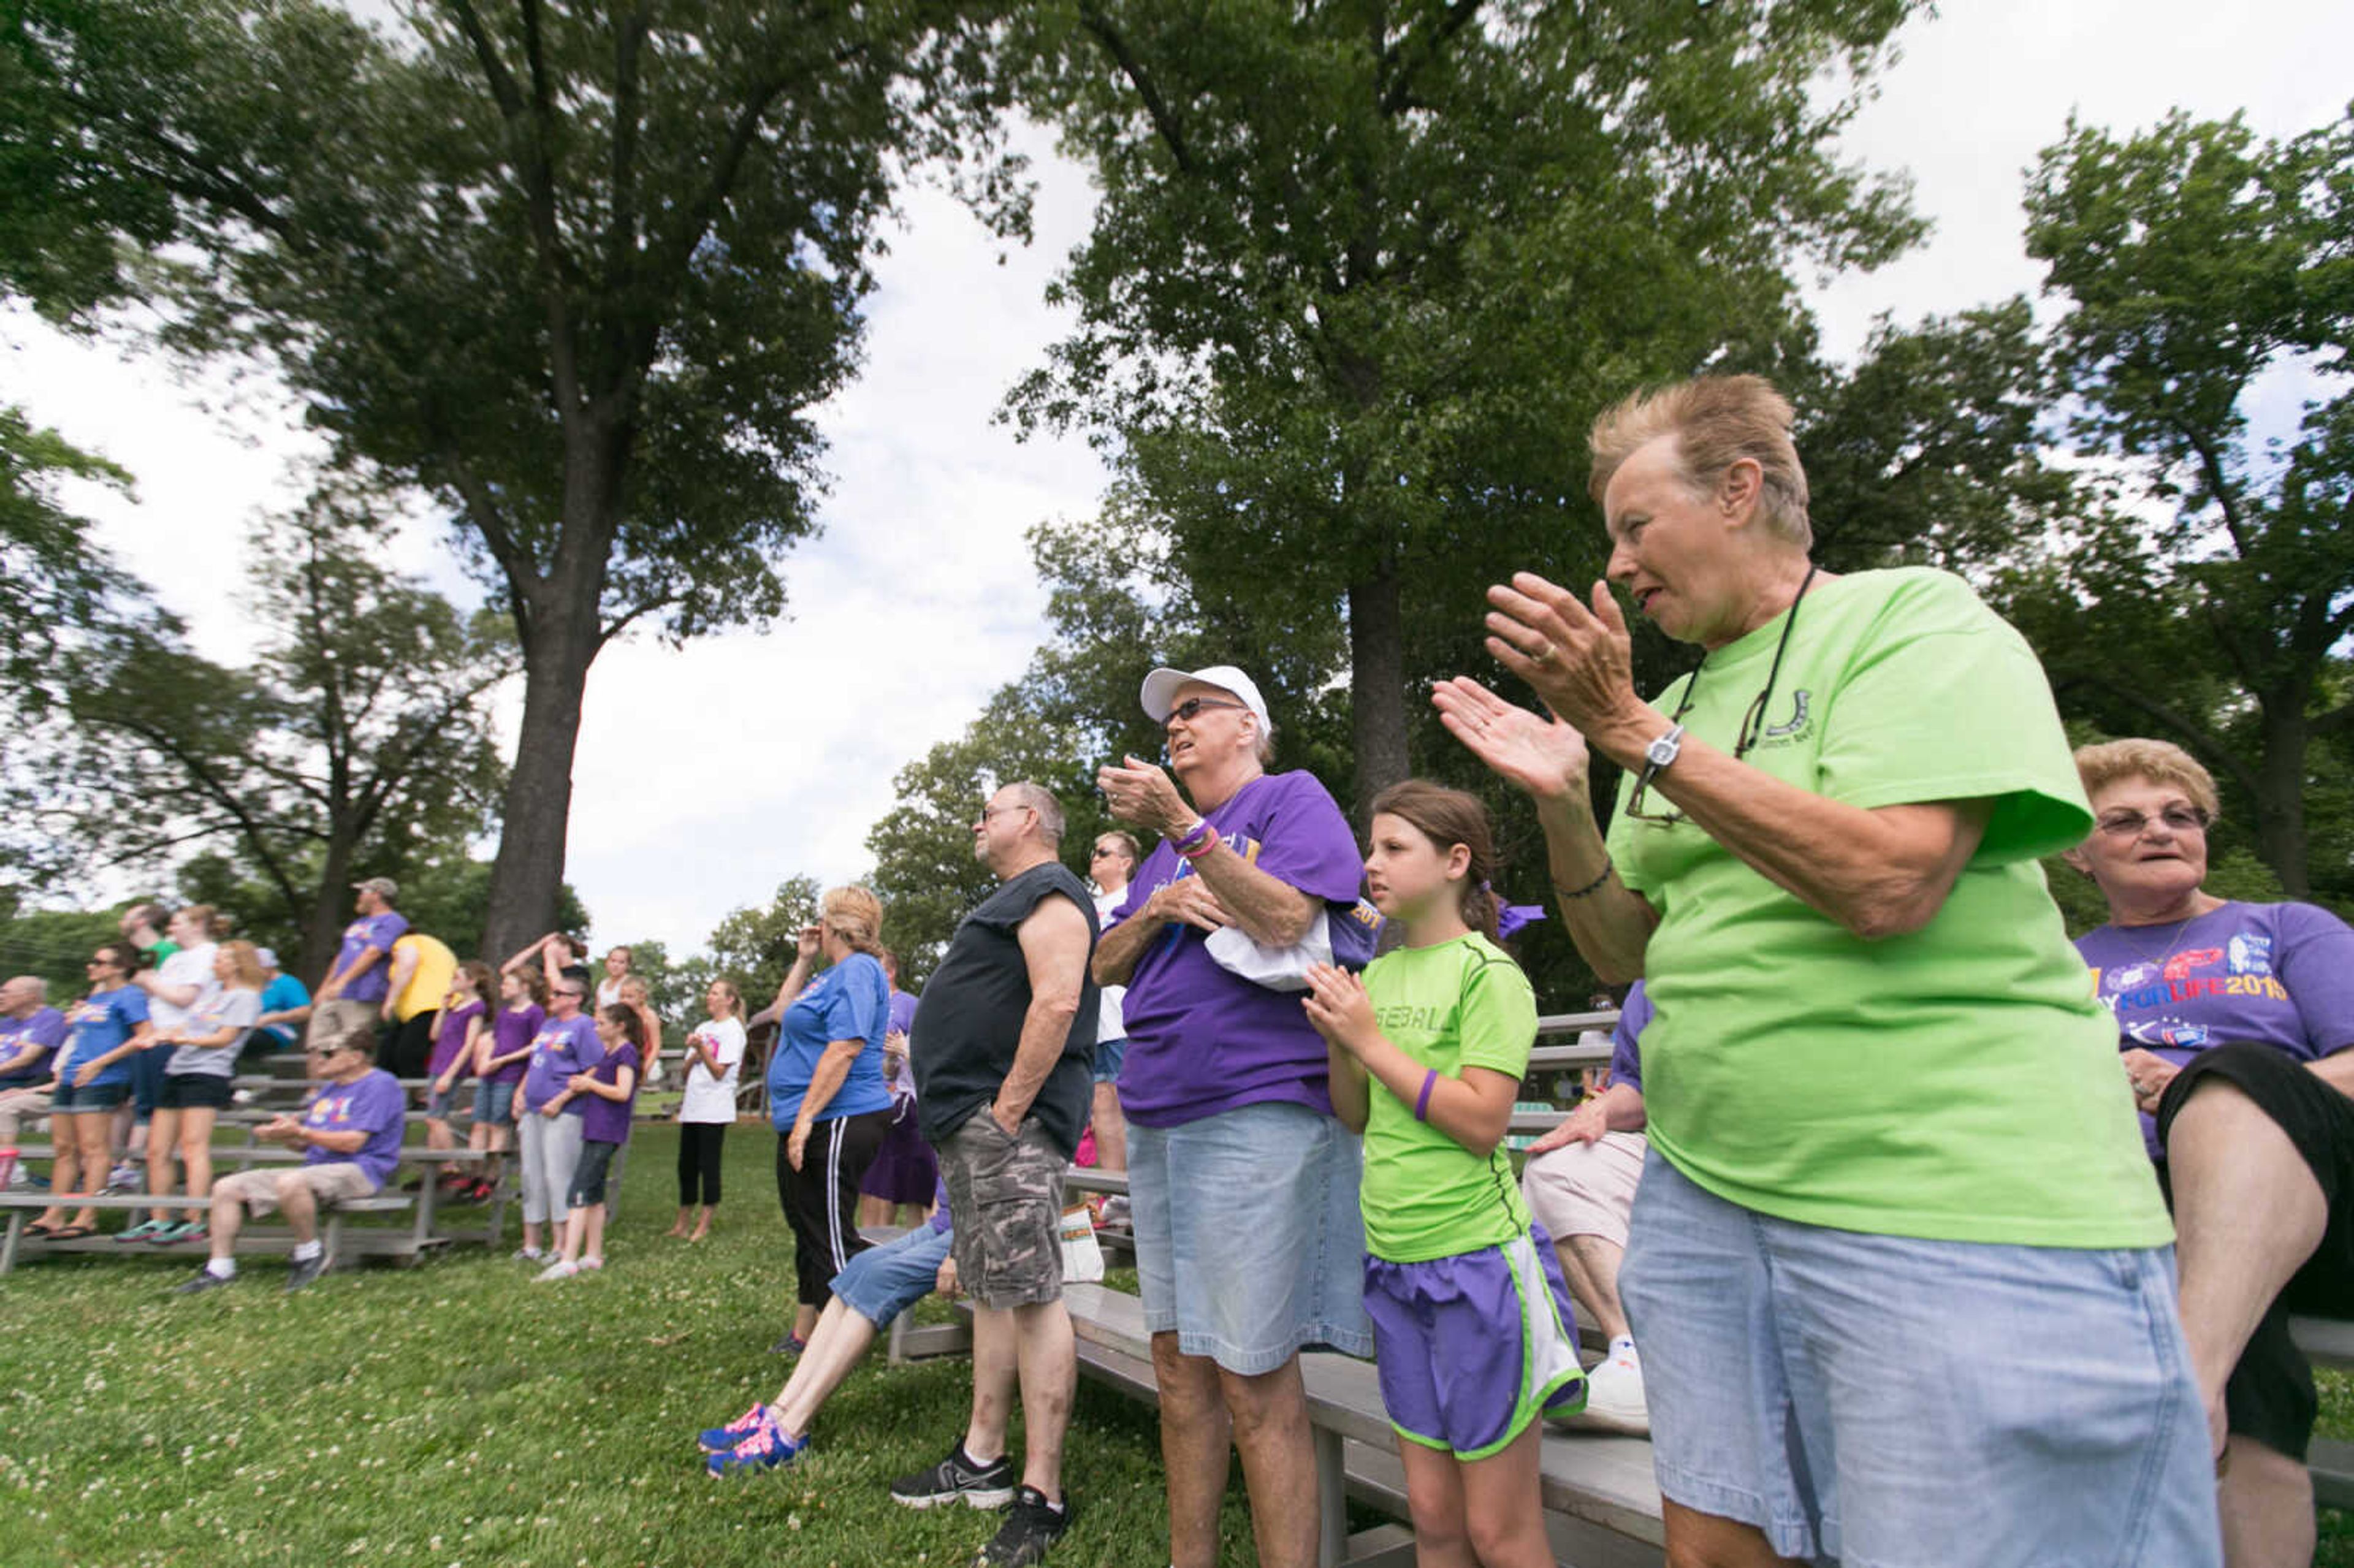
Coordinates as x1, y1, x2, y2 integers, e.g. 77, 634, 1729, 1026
2068, 737, 2354, 1568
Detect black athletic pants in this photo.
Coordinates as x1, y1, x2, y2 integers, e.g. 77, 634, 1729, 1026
678, 1122, 727, 1206
775, 1108, 892, 1307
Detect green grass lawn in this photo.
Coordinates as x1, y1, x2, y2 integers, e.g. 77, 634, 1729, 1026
0, 1122, 1262, 1568
1, 1121, 2344, 1566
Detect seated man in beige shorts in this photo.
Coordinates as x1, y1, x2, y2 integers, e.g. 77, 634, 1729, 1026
1519, 981, 1652, 1435
175, 1025, 408, 1295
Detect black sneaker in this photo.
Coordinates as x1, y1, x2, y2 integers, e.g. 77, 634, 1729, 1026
974, 1485, 1070, 1566
889, 1442, 1016, 1510
283, 1252, 328, 1293
173, 1269, 233, 1296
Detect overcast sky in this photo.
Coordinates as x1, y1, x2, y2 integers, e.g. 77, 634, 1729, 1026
10, 0, 2351, 957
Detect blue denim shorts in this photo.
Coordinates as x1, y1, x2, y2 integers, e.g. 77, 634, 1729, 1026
1619, 1148, 2222, 1567
1091, 1038, 1126, 1084
832, 1222, 954, 1329
472, 1078, 517, 1126
1129, 1099, 1373, 1374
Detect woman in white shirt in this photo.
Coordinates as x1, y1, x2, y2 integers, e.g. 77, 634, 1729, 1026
671, 979, 747, 1241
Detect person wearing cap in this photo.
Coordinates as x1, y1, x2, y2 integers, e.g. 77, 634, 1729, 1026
1095, 664, 1374, 1568
311, 878, 408, 1051
174, 1022, 406, 1295
252, 948, 312, 1058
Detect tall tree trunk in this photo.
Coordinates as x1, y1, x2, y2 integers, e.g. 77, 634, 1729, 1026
1347, 565, 1409, 825
481, 587, 601, 963
302, 832, 357, 991
2253, 691, 2312, 899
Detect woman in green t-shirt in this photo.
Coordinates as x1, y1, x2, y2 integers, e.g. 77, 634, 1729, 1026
1436, 375, 2218, 1566
1305, 781, 1584, 1567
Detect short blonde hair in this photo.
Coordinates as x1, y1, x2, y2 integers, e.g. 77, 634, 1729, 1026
2073, 739, 2220, 820
820, 885, 886, 959
1588, 375, 1813, 548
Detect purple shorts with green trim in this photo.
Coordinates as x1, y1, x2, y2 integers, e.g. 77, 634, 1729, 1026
1362, 1224, 1585, 1459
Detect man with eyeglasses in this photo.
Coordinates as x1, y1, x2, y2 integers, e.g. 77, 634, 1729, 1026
895, 782, 1098, 1564
1085, 831, 1140, 1187
176, 1024, 405, 1294
1094, 665, 1374, 1568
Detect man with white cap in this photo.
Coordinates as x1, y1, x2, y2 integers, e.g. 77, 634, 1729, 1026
310, 877, 407, 1051
1095, 664, 1375, 1568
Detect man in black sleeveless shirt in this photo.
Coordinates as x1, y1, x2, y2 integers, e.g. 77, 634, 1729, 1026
899, 782, 1098, 1565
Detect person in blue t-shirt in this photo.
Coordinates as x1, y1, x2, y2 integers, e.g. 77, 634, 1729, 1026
29, 943, 153, 1239
176, 1024, 406, 1295
764, 885, 894, 1352
253, 949, 313, 1056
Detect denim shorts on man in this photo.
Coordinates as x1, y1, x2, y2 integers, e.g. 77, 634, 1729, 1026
833, 1221, 955, 1328
1619, 1148, 2221, 1567
1128, 1099, 1373, 1375
939, 1113, 1065, 1309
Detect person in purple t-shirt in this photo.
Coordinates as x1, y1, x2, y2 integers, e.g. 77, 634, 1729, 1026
535, 1002, 643, 1281
515, 973, 604, 1263
466, 969, 546, 1201
310, 877, 409, 1049
0, 976, 68, 1152
1095, 663, 1375, 1568
177, 1023, 405, 1295
2067, 738, 2354, 1564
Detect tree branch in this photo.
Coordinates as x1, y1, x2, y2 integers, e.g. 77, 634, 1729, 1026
1377, 0, 1481, 118
1077, 6, 1197, 175
2168, 414, 2251, 557
2051, 669, 2261, 796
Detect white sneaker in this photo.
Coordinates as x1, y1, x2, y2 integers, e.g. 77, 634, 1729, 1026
512, 1246, 547, 1263
533, 1259, 580, 1282
1561, 1341, 1648, 1436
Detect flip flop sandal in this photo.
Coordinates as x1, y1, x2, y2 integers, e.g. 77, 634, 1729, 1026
46, 1225, 94, 1240
23, 1222, 57, 1238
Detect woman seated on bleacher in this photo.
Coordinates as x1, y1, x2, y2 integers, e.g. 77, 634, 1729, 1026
2068, 738, 2354, 1568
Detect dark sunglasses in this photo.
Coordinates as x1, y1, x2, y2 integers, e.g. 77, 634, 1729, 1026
1167, 697, 1246, 724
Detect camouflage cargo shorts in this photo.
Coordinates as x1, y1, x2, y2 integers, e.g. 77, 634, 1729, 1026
940, 1112, 1065, 1309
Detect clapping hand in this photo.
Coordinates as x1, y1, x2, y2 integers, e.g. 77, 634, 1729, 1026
1432, 678, 1592, 803
1527, 1097, 1610, 1155
1097, 755, 1192, 836
1300, 964, 1378, 1057
1482, 574, 1644, 739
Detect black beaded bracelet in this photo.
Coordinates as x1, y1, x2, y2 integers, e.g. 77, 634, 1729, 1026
1555, 863, 1614, 900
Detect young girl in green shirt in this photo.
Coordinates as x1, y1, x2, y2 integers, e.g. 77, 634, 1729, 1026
1305, 780, 1584, 1568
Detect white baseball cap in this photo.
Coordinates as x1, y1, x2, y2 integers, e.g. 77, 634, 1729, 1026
1140, 665, 1272, 735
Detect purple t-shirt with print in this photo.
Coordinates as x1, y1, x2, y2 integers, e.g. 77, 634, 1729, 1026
579, 1043, 641, 1144
2076, 899, 2354, 1159
1111, 769, 1369, 1127
427, 1000, 487, 1079
522, 1013, 606, 1114
302, 1068, 407, 1189
333, 911, 409, 1003
487, 1003, 544, 1085
0, 1007, 65, 1086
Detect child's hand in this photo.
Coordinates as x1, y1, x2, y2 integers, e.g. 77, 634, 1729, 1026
1301, 964, 1377, 1056
935, 1257, 959, 1297
565, 1071, 593, 1092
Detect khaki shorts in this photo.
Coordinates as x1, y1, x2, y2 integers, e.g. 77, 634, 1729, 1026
1520, 1130, 1647, 1249
306, 1000, 379, 1049
213, 1162, 377, 1216
939, 1114, 1065, 1310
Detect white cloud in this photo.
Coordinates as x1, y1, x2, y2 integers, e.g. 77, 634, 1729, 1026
14, 9, 2350, 954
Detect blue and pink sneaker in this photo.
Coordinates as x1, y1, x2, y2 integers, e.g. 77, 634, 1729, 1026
697, 1402, 769, 1453
705, 1414, 805, 1477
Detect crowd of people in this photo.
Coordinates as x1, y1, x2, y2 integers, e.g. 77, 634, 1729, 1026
4, 370, 2346, 1567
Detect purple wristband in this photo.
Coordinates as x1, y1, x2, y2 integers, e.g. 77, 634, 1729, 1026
1412, 1068, 1438, 1122
1173, 818, 1213, 855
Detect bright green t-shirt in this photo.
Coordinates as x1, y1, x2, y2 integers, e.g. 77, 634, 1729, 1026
1605, 568, 2170, 1248
1359, 933, 1539, 1263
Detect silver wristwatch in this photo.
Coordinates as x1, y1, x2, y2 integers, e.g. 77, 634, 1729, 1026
1639, 723, 1685, 786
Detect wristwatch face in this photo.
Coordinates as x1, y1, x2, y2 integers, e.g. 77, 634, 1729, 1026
1645, 729, 1680, 769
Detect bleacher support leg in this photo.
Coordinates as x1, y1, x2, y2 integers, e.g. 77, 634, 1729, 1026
1316, 1425, 1346, 1568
